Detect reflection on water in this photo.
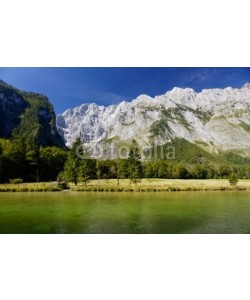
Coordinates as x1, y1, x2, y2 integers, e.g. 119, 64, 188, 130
0, 191, 250, 234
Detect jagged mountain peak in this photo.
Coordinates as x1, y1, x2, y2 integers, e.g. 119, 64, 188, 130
57, 84, 250, 158
169, 86, 196, 93
242, 82, 250, 89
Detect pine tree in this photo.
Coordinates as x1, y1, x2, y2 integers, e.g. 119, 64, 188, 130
62, 137, 86, 186
127, 139, 142, 185
79, 159, 90, 186
63, 156, 79, 186
26, 143, 41, 182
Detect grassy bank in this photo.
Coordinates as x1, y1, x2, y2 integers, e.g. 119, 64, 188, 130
0, 182, 61, 192
73, 179, 250, 192
1, 179, 249, 192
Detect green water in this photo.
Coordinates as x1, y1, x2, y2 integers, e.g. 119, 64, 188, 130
0, 191, 250, 233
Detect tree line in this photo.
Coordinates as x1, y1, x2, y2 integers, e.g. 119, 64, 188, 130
1, 137, 250, 185
57, 138, 250, 186
0, 138, 67, 183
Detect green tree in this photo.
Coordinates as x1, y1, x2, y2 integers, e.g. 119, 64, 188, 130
215, 164, 231, 179
0, 138, 66, 183
96, 160, 102, 188
117, 159, 129, 179
144, 162, 153, 178
157, 161, 168, 178
26, 143, 40, 182
192, 164, 207, 179
127, 139, 142, 185
57, 171, 70, 189
79, 159, 91, 186
116, 162, 121, 186
62, 137, 84, 186
61, 137, 92, 186
229, 173, 238, 186
63, 157, 78, 185
40, 147, 67, 181
109, 162, 120, 185
0, 139, 26, 181
245, 165, 250, 179
172, 162, 188, 179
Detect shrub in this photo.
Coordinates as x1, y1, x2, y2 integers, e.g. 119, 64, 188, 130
9, 178, 23, 184
58, 181, 69, 190
229, 173, 238, 186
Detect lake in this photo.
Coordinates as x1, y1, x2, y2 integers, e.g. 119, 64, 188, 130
0, 191, 250, 234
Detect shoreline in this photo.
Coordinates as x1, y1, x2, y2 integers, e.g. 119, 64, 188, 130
0, 188, 249, 192
1, 179, 250, 192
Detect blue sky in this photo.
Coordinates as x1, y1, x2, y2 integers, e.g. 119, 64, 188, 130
0, 67, 249, 114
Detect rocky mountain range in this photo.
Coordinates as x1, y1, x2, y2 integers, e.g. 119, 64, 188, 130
57, 83, 250, 159
2, 78, 250, 160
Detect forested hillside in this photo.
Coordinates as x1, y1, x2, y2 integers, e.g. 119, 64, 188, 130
0, 80, 64, 147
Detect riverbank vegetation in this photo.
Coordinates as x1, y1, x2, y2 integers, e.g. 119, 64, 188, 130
0, 182, 61, 192
73, 178, 250, 192
1, 179, 250, 192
